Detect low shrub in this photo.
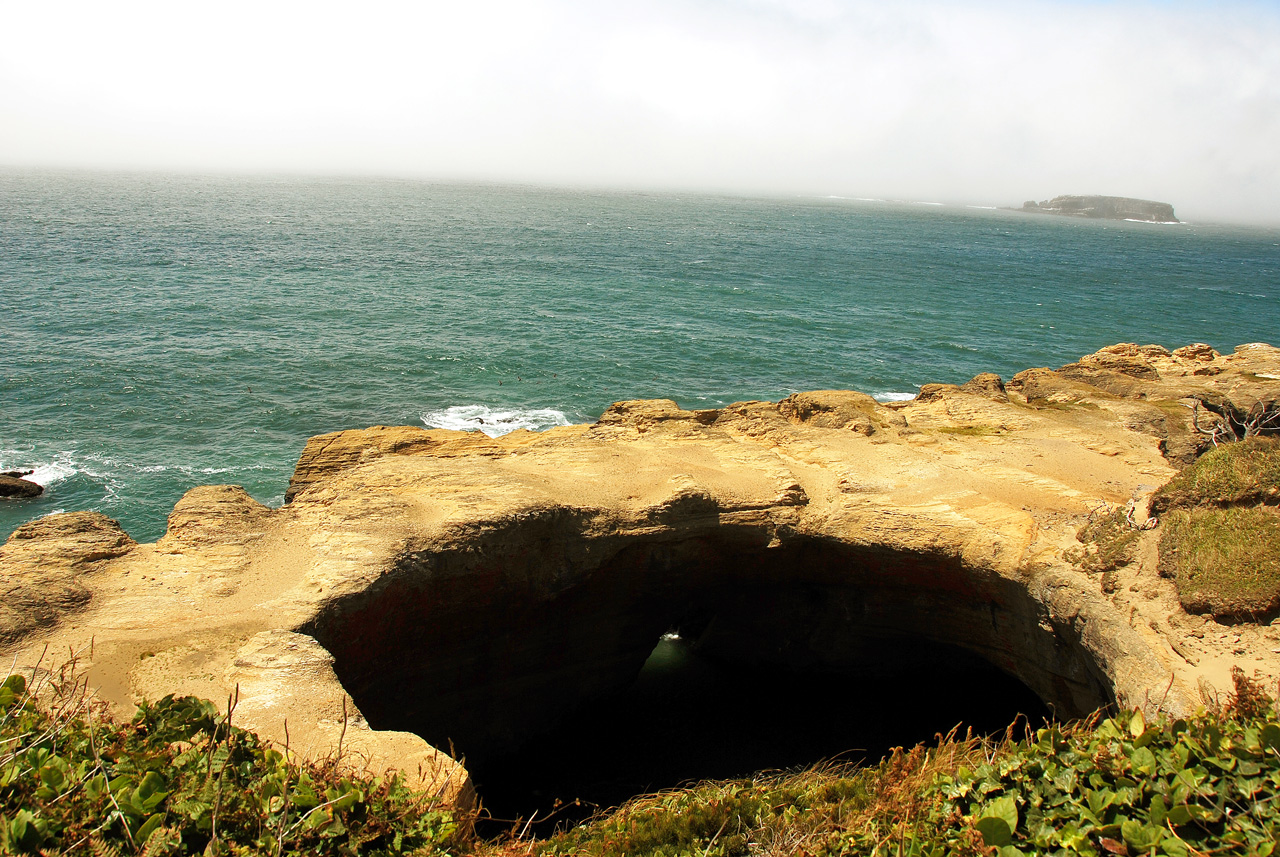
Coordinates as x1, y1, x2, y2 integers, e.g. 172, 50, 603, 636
6, 666, 1280, 857
916, 695, 1280, 857
529, 682, 1280, 857
0, 669, 462, 855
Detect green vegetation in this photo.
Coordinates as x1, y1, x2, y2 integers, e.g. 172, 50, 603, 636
936, 426, 1000, 437
6, 666, 1280, 856
1159, 506, 1280, 619
1151, 436, 1280, 512
1018, 399, 1101, 413
1149, 436, 1280, 619
0, 669, 461, 855
1066, 508, 1142, 575
530, 670, 1280, 857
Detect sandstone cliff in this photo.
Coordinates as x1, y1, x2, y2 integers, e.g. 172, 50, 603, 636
1022, 195, 1179, 223
2, 342, 1278, 807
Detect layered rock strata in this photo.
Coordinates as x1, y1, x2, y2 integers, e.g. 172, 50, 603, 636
2, 343, 1279, 806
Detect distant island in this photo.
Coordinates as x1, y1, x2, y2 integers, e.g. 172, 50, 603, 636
1020, 195, 1179, 223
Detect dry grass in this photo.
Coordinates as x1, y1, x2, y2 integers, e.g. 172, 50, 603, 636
484, 725, 1006, 857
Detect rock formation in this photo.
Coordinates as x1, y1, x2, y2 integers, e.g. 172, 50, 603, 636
0, 474, 43, 498
2, 343, 1279, 809
1022, 196, 1179, 223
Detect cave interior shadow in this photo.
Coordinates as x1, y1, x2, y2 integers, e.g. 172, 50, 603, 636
467, 630, 1052, 834
303, 530, 1102, 834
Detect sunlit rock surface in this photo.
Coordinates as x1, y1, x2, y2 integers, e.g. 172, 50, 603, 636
3, 342, 1279, 805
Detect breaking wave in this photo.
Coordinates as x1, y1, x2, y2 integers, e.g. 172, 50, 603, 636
422, 405, 574, 437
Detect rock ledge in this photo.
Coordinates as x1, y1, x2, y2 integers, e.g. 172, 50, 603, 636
3, 342, 1279, 805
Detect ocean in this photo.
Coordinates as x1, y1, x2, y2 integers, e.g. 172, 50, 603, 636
3, 170, 1278, 543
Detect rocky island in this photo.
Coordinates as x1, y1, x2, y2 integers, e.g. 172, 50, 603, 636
1022, 195, 1180, 223
2, 342, 1278, 811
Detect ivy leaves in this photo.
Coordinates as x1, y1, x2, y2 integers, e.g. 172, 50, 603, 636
975, 794, 1019, 849
938, 706, 1280, 857
0, 679, 459, 855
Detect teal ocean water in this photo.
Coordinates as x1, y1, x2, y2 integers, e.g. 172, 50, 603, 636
3, 171, 1279, 543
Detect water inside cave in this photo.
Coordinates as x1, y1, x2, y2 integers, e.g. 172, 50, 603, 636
466, 633, 1050, 834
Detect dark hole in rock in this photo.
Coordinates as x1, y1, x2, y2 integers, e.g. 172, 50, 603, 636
299, 526, 1114, 832
468, 633, 1051, 834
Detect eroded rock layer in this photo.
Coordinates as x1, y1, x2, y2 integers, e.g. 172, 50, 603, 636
3, 343, 1279, 805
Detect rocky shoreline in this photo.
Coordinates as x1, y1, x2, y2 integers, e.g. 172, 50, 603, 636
2, 342, 1278, 806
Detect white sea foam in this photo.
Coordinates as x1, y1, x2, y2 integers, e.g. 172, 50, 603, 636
1, 453, 77, 487
0, 449, 244, 500
873, 392, 917, 403
422, 405, 573, 438
25, 460, 76, 486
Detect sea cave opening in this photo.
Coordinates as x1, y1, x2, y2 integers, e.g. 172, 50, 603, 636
300, 523, 1113, 831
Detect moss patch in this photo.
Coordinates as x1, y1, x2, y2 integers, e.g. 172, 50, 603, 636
1158, 506, 1280, 620
937, 425, 1000, 437
1023, 399, 1100, 411
1065, 508, 1141, 574
1152, 436, 1280, 512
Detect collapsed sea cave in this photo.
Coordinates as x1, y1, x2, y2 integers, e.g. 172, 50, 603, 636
297, 514, 1114, 825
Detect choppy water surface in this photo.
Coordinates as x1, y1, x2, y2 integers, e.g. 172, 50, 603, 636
3, 171, 1278, 541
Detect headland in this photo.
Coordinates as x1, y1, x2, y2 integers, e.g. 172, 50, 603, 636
1021, 195, 1180, 223
2, 342, 1278, 809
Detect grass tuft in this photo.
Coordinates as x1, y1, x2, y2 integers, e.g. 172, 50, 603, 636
1152, 436, 1280, 513
1066, 507, 1142, 574
1158, 505, 1280, 620
525, 733, 992, 857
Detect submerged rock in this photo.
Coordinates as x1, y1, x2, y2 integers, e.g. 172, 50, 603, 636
0, 475, 42, 498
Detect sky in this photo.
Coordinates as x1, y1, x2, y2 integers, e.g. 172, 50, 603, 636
2, 0, 1279, 223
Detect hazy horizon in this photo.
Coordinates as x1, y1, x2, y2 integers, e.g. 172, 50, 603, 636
4, 0, 1278, 225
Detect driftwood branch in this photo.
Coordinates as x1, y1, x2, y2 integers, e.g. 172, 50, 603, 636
1187, 397, 1280, 446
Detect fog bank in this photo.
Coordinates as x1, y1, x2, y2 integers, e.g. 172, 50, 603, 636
2, 0, 1277, 224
